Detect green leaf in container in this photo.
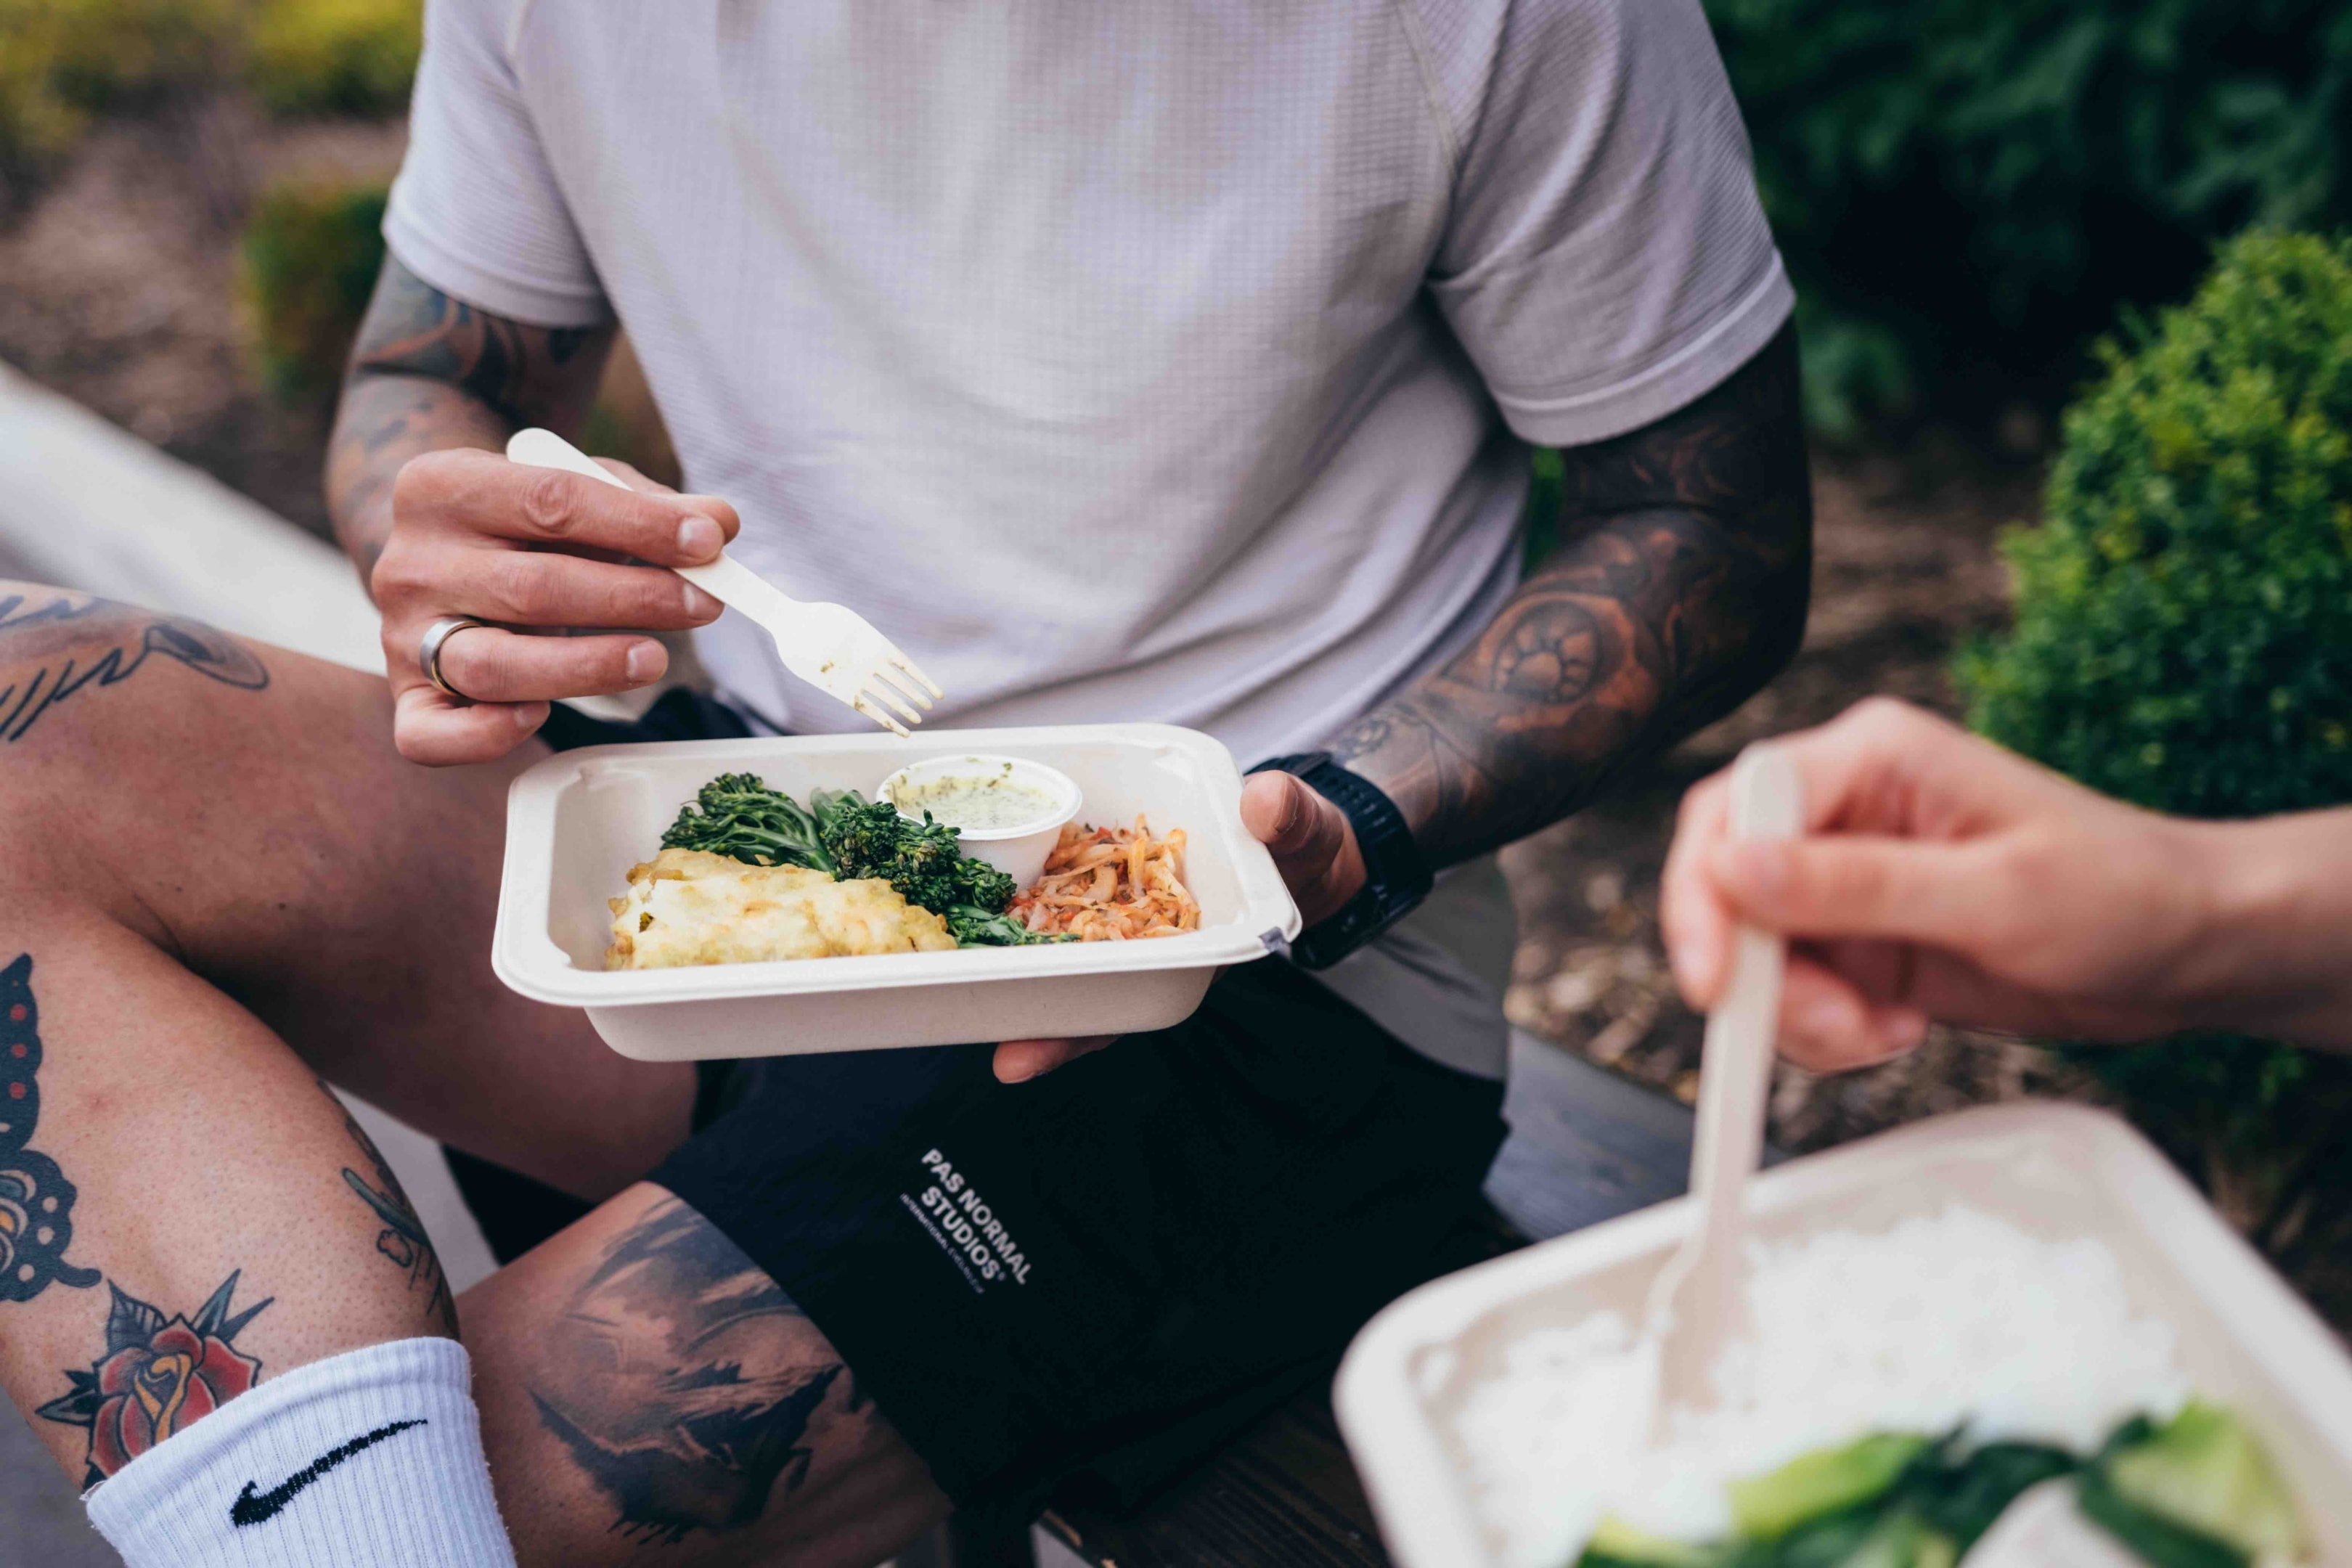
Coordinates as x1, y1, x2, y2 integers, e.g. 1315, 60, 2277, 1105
2077, 1469, 2247, 1568
1729, 1433, 1931, 1541
2097, 1402, 2304, 1562
1575, 1516, 1724, 1567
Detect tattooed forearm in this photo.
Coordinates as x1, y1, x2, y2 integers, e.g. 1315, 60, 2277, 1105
1332, 322, 1813, 864
0, 595, 267, 746
322, 1084, 456, 1336
327, 256, 613, 584
530, 1196, 843, 1543
0, 954, 98, 1301
37, 1272, 271, 1485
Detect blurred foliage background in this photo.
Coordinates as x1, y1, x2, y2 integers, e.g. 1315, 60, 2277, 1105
0, 0, 413, 171
1708, 0, 2352, 440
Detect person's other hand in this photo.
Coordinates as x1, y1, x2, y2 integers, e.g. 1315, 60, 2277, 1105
992, 769, 1367, 1083
375, 449, 740, 764
1661, 698, 2218, 1074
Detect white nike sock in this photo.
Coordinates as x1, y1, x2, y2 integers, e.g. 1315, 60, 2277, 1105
84, 1336, 518, 1567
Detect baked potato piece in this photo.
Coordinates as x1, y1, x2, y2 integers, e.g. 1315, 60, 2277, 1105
606, 847, 957, 969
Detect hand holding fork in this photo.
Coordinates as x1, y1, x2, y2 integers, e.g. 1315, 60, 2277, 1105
371, 431, 939, 766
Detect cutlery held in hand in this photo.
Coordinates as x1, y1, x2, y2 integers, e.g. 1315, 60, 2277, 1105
1641, 740, 1805, 1432
506, 428, 942, 737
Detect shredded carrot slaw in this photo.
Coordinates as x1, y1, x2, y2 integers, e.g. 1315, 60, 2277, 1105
1009, 818, 1200, 940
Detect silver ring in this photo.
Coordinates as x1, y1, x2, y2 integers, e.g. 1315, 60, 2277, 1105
418, 616, 487, 700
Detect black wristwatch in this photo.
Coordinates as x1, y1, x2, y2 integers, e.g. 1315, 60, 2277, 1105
1248, 751, 1433, 971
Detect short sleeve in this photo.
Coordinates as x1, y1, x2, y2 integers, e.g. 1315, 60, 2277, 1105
1423, 0, 1792, 447
383, 0, 608, 327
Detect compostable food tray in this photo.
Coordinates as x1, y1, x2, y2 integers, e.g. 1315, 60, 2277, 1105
492, 724, 1302, 1058
1334, 1102, 2352, 1567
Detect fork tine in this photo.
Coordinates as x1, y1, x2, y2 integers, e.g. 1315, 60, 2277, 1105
890, 652, 946, 701
862, 680, 926, 727
867, 665, 936, 713
852, 695, 912, 739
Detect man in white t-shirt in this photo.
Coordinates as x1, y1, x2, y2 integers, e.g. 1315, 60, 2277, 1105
0, 4, 1809, 1563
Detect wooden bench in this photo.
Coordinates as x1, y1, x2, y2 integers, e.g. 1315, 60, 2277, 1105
909, 1033, 1744, 1568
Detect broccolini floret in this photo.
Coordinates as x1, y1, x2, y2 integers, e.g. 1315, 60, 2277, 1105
663, 777, 1058, 945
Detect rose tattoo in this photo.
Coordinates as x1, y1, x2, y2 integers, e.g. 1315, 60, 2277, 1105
38, 1272, 271, 1485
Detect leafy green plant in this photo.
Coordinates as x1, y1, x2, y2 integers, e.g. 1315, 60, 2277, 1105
1579, 1409, 2295, 1567
246, 0, 418, 117
1, 0, 416, 176
240, 178, 389, 398
0, 0, 240, 166
1706, 0, 2352, 434
1955, 229, 2352, 1167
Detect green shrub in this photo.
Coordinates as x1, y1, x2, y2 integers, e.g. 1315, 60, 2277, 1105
1955, 229, 2352, 1163
0, 0, 240, 165
1707, 0, 2352, 436
1, 0, 417, 172
247, 0, 418, 117
242, 179, 389, 398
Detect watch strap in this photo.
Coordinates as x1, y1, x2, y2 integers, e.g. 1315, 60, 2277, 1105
1248, 752, 1432, 969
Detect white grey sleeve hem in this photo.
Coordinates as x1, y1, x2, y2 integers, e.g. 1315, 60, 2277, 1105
382, 198, 611, 331
1490, 256, 1794, 449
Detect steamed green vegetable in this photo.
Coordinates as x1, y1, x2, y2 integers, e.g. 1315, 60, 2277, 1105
809, 789, 1023, 918
1575, 1408, 2298, 1568
660, 772, 834, 872
1731, 1434, 1932, 1540
2083, 1404, 2306, 1568
660, 773, 1066, 947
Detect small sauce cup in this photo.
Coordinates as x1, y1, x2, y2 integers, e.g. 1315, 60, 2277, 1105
874, 754, 1083, 891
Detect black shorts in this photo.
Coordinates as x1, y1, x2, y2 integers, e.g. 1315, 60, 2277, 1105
453, 691, 1508, 1526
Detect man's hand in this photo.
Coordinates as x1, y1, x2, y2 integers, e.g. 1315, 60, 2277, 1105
374, 452, 740, 765
991, 770, 1364, 1083
1660, 698, 2352, 1070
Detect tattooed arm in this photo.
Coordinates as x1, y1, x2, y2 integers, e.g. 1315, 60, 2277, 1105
327, 256, 611, 584
1331, 322, 1811, 868
1008, 328, 1810, 1081
325, 257, 739, 765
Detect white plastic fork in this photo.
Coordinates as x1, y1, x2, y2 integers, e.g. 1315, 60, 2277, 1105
506, 428, 942, 736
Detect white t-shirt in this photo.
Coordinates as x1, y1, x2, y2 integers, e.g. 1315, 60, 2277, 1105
386, 0, 1792, 1079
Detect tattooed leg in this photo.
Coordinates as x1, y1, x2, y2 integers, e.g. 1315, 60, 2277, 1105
0, 955, 99, 1301
322, 1082, 457, 1337
465, 1185, 948, 1568
0, 580, 691, 1198
0, 593, 267, 745
0, 920, 449, 1485
0, 584, 698, 1516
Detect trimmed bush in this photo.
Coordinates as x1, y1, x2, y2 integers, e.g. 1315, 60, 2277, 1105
241, 179, 389, 398
1707, 0, 2352, 436
1955, 229, 2352, 1161
247, 0, 418, 118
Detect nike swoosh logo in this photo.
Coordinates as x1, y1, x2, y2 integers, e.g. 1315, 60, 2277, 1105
229, 1418, 427, 1527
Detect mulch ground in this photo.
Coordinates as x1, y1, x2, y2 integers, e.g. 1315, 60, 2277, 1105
6, 96, 2346, 1334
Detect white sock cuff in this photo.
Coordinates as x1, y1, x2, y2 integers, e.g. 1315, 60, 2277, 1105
86, 1336, 518, 1567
